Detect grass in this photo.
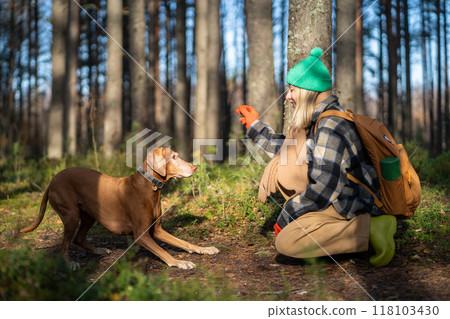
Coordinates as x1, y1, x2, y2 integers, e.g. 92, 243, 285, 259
397, 185, 449, 259
0, 248, 238, 301
0, 147, 449, 300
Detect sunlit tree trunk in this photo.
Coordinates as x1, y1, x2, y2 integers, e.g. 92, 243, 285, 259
66, 0, 79, 155
193, 0, 208, 160
129, 0, 147, 129
284, 0, 332, 133
104, 0, 123, 158
48, 0, 67, 158
245, 0, 280, 130
335, 0, 356, 112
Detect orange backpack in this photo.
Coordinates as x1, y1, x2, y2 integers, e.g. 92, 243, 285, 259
315, 110, 421, 218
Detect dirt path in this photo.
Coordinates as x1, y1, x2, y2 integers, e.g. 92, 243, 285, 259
27, 227, 449, 301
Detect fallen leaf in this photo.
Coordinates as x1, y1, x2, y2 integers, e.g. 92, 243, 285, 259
415, 228, 422, 232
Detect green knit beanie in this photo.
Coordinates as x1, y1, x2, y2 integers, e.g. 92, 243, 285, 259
286, 47, 331, 92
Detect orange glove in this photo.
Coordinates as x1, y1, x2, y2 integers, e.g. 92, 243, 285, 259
274, 222, 282, 236
235, 105, 259, 129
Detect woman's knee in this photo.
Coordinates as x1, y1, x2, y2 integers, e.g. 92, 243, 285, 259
275, 224, 323, 258
275, 228, 304, 257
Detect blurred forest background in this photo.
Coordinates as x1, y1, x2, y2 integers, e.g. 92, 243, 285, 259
0, 0, 449, 163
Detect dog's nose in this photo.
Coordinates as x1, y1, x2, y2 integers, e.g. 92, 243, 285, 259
192, 164, 197, 171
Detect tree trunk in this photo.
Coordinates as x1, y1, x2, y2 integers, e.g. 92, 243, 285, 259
206, 0, 221, 139
245, 0, 280, 131
148, 0, 160, 131
378, 2, 386, 123
26, 0, 33, 155
18, 1, 24, 140
436, 0, 442, 153
420, 0, 428, 144
279, 0, 288, 97
219, 4, 230, 159
87, 5, 99, 151
66, 0, 79, 155
34, 0, 41, 156
444, 0, 449, 150
335, 0, 356, 112
284, 0, 332, 133
355, 0, 364, 115
8, 2, 16, 152
175, 0, 190, 159
426, 1, 435, 154
129, 0, 147, 130
48, 0, 67, 158
163, 0, 173, 137
403, 0, 412, 141
229, 0, 245, 157
386, 0, 399, 141
104, 0, 123, 158
122, 4, 131, 135
193, 0, 209, 153
395, 0, 403, 139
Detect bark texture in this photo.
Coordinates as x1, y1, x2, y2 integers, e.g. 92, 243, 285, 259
104, 0, 123, 158
245, 0, 280, 130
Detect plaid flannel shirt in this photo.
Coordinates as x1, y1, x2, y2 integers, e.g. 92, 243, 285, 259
247, 95, 383, 230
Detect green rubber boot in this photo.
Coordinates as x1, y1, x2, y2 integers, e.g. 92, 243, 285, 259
369, 215, 396, 267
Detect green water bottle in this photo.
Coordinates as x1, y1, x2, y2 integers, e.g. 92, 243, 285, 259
380, 157, 401, 181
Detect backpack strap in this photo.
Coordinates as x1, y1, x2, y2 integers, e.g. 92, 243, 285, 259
314, 110, 355, 134
347, 173, 384, 209
314, 109, 385, 210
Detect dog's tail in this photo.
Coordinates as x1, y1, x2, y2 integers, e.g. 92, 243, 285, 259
20, 186, 50, 233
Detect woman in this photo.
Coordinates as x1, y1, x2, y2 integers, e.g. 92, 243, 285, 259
236, 47, 396, 267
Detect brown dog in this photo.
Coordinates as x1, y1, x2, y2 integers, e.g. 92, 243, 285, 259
20, 148, 219, 269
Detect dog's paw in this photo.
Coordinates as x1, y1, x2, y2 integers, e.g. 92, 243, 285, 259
198, 246, 220, 255
174, 260, 196, 270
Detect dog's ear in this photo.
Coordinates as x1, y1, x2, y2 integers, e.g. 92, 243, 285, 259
146, 148, 167, 177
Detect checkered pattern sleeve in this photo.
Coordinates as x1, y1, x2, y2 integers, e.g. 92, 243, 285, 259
246, 120, 286, 158
276, 116, 363, 228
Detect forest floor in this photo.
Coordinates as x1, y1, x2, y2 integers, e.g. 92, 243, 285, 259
1, 161, 449, 301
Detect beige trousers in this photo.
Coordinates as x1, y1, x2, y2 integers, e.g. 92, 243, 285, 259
275, 205, 371, 258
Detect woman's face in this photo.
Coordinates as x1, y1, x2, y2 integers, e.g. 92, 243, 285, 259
286, 85, 299, 108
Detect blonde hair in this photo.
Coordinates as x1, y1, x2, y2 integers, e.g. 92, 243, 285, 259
290, 87, 320, 131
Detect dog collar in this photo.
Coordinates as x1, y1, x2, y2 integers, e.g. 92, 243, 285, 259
137, 165, 164, 190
